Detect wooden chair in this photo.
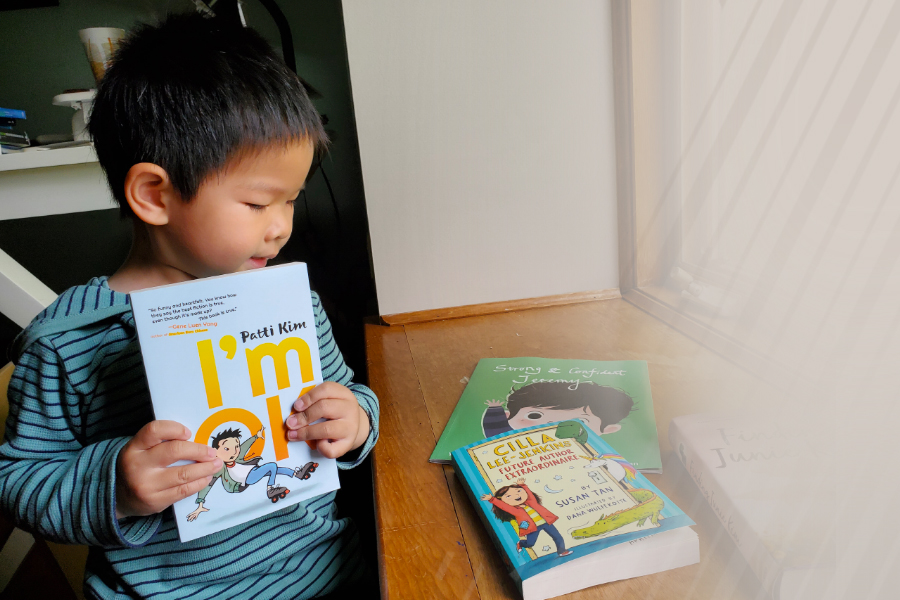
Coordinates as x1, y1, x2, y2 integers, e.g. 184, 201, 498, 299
0, 362, 87, 600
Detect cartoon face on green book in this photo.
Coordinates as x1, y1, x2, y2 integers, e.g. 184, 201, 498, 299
482, 381, 634, 439
433, 358, 662, 471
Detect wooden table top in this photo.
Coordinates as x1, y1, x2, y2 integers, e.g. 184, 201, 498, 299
365, 298, 776, 600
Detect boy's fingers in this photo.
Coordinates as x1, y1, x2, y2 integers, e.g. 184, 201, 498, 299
132, 420, 191, 451
316, 438, 351, 459
161, 460, 222, 491
287, 420, 352, 443
158, 474, 217, 507
152, 440, 217, 466
286, 399, 346, 429
293, 382, 350, 412
286, 409, 308, 430
293, 384, 330, 411
293, 393, 310, 412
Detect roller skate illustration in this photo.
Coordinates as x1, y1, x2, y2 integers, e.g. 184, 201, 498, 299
267, 486, 290, 503
293, 461, 318, 480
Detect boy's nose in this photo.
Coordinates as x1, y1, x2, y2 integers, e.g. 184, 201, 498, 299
268, 212, 292, 241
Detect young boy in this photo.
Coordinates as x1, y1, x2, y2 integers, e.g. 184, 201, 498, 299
0, 13, 378, 600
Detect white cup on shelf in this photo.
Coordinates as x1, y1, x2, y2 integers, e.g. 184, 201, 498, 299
79, 27, 126, 84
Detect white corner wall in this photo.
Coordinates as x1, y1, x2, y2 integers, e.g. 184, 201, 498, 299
343, 1, 619, 315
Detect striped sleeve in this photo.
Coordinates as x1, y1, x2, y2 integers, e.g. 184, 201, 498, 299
482, 405, 513, 437
310, 292, 379, 470
0, 339, 161, 548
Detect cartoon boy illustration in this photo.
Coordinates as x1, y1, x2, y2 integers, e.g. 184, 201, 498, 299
187, 426, 316, 522
481, 478, 574, 557
482, 381, 634, 438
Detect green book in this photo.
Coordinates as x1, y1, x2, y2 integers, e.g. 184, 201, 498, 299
431, 358, 662, 472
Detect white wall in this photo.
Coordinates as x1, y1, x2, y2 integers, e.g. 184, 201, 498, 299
343, 0, 619, 315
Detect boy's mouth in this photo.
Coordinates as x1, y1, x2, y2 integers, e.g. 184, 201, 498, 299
248, 256, 274, 268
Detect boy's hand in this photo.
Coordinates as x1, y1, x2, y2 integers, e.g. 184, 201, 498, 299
116, 420, 222, 520
485, 399, 503, 408
285, 382, 369, 459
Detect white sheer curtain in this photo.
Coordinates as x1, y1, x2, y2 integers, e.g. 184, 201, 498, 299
624, 3, 900, 597
629, 0, 900, 383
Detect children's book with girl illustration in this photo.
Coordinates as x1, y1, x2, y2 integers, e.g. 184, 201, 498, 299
451, 421, 698, 600
130, 263, 339, 542
433, 358, 663, 472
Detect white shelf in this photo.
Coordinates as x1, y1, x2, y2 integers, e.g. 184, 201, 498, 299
0, 144, 98, 173
0, 144, 114, 220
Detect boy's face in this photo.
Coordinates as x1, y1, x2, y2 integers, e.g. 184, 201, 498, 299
215, 437, 242, 463
162, 141, 315, 278
507, 406, 620, 435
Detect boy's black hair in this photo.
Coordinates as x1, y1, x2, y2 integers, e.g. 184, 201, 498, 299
506, 381, 634, 427
89, 12, 328, 218
211, 427, 242, 449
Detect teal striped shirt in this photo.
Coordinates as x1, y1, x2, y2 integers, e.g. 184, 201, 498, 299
0, 277, 379, 599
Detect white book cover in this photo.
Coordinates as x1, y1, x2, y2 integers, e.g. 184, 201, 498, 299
668, 413, 835, 600
130, 263, 339, 542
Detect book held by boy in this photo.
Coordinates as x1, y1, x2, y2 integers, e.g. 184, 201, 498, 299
668, 413, 835, 600
451, 421, 698, 600
432, 358, 663, 473
130, 263, 339, 542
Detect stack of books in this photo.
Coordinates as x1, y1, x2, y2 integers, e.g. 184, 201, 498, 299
0, 107, 30, 153
435, 358, 697, 599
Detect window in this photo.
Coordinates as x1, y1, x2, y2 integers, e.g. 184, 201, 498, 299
615, 0, 900, 386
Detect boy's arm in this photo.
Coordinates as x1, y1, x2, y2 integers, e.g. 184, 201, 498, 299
0, 341, 161, 547
311, 292, 379, 469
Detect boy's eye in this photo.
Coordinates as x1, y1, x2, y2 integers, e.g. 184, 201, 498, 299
246, 203, 266, 211
526, 411, 543, 420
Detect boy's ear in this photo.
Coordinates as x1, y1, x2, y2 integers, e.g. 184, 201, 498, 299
600, 424, 621, 435
123, 163, 177, 225
504, 410, 510, 418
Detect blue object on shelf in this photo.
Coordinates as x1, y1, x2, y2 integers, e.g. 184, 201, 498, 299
0, 107, 26, 120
